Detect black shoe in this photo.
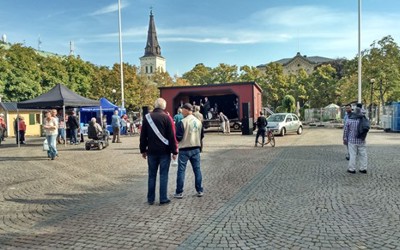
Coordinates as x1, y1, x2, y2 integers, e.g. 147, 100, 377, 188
148, 201, 155, 205
160, 200, 171, 205
359, 170, 367, 174
345, 156, 350, 161
347, 169, 356, 174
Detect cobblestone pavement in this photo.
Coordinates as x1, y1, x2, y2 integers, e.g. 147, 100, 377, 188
0, 128, 399, 249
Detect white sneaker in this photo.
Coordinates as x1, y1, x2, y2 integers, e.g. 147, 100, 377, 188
197, 192, 204, 197
173, 193, 183, 199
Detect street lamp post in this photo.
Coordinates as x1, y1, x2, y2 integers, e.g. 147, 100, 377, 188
357, 0, 362, 103
370, 79, 375, 120
112, 89, 116, 104
118, 0, 125, 110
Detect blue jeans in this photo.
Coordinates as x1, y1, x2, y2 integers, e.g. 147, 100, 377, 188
52, 134, 58, 155
46, 134, 57, 159
121, 126, 127, 135
147, 154, 171, 203
57, 128, 65, 141
70, 128, 78, 143
176, 148, 203, 194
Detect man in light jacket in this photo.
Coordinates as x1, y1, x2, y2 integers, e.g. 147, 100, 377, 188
174, 103, 205, 199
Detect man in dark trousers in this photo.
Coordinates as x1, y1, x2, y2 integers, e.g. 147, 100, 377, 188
67, 111, 80, 145
255, 111, 268, 147
140, 98, 178, 205
202, 97, 210, 120
174, 103, 205, 199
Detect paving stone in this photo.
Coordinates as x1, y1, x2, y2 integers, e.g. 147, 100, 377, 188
0, 129, 399, 248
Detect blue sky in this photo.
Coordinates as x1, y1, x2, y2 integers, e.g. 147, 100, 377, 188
1, 0, 399, 76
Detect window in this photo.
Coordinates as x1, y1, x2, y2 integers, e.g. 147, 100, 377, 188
146, 66, 148, 73
29, 113, 40, 125
29, 114, 35, 125
150, 66, 153, 73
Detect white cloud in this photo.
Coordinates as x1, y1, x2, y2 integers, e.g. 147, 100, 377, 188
88, 4, 400, 52
249, 5, 350, 28
90, 2, 129, 16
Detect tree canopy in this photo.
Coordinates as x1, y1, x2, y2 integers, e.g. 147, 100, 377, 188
1, 35, 399, 112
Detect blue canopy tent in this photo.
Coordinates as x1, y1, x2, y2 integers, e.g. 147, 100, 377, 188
79, 97, 125, 134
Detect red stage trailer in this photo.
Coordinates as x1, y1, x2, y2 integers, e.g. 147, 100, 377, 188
159, 82, 263, 133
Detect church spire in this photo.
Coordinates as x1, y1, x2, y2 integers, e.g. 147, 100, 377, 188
143, 10, 162, 57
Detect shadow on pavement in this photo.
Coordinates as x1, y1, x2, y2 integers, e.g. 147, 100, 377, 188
0, 156, 48, 162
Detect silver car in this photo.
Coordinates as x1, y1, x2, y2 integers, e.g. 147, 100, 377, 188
267, 113, 303, 136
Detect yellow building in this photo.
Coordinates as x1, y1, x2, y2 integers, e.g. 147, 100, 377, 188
0, 102, 42, 137
257, 52, 335, 75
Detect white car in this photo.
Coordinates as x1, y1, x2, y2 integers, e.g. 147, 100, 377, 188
267, 113, 303, 136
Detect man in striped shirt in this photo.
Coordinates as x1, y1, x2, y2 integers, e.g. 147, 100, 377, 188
343, 104, 368, 174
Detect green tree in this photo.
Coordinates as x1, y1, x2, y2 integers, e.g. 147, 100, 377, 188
89, 65, 113, 100
150, 71, 174, 87
287, 69, 309, 107
282, 95, 296, 113
336, 58, 359, 105
0, 46, 10, 98
363, 36, 400, 106
308, 64, 338, 108
63, 55, 94, 97
210, 63, 239, 83
239, 65, 264, 82
2, 44, 42, 101
262, 62, 288, 109
182, 63, 212, 85
38, 55, 69, 92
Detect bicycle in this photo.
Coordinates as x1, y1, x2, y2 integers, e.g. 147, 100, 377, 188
257, 129, 275, 147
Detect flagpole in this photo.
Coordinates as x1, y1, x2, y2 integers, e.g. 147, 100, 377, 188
118, 0, 125, 109
357, 0, 362, 103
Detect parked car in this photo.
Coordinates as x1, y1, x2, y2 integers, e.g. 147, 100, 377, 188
267, 113, 303, 136
203, 118, 242, 131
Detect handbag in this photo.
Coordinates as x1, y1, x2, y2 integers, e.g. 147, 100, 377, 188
43, 139, 49, 151
171, 157, 178, 167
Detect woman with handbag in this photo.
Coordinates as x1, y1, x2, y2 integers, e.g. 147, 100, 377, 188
43, 110, 58, 160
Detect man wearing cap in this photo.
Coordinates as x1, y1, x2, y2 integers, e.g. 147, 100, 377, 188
343, 103, 368, 174
140, 98, 178, 205
174, 103, 205, 199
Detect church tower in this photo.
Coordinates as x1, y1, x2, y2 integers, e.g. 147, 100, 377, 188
140, 10, 166, 75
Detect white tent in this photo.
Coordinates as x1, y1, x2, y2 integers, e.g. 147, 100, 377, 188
325, 103, 340, 109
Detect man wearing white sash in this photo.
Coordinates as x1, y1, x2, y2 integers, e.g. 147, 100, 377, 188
140, 98, 178, 205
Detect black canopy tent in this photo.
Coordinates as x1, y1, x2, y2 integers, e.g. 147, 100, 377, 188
16, 84, 100, 147
17, 84, 99, 109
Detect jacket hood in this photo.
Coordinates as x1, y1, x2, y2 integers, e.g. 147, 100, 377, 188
349, 108, 365, 119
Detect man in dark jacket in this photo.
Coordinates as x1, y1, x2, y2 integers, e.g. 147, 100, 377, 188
67, 111, 80, 145
202, 97, 210, 119
140, 98, 178, 205
255, 111, 268, 146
